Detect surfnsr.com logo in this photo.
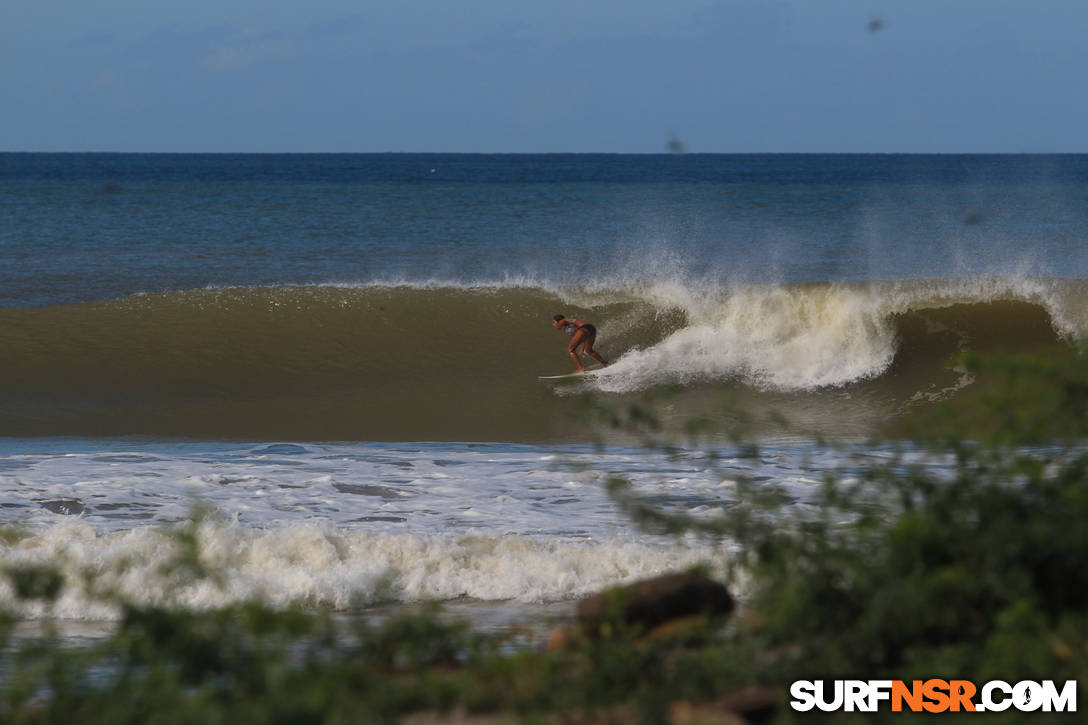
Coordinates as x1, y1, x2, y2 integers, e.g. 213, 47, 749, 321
790, 680, 1077, 713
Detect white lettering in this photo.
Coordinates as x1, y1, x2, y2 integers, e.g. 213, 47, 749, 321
815, 680, 844, 712
1014, 681, 1043, 712
868, 680, 893, 711
1041, 680, 1077, 712
845, 680, 868, 712
790, 678, 1076, 713
789, 681, 816, 712
982, 680, 1012, 712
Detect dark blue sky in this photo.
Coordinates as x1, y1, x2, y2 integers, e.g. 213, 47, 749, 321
4, 0, 1086, 152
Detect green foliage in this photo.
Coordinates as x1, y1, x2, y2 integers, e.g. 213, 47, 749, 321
3, 565, 64, 603
892, 349, 1088, 446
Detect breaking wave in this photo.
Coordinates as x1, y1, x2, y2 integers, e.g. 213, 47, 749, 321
0, 276, 1082, 440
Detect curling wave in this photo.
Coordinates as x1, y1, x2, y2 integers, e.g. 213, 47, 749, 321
0, 277, 1082, 440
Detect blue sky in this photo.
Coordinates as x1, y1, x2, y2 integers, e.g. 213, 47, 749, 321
3, 0, 1086, 152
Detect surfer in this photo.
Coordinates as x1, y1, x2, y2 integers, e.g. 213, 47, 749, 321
552, 315, 609, 373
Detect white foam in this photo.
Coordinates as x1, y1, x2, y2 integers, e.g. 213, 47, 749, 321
576, 276, 1086, 393
0, 438, 851, 618
0, 520, 720, 619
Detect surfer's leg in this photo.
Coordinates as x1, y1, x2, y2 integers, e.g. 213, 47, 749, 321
568, 330, 589, 372
580, 333, 608, 367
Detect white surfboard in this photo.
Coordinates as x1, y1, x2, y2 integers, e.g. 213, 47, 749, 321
538, 365, 607, 381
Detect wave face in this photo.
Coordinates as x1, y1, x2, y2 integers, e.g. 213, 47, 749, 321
0, 277, 1083, 441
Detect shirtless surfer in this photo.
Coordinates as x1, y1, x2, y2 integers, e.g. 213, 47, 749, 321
552, 315, 609, 373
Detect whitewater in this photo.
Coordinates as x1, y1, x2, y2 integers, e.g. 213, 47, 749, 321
0, 438, 869, 617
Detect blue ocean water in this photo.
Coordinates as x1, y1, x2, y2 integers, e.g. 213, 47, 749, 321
3, 153, 1087, 307
1, 153, 1085, 618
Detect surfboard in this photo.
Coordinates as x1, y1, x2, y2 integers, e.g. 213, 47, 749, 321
538, 365, 606, 380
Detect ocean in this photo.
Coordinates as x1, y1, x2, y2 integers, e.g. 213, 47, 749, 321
1, 153, 1086, 621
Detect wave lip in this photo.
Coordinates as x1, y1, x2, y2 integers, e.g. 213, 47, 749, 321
577, 276, 1082, 394
591, 283, 898, 393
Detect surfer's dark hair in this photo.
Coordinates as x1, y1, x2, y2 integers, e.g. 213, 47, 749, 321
553, 314, 566, 322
